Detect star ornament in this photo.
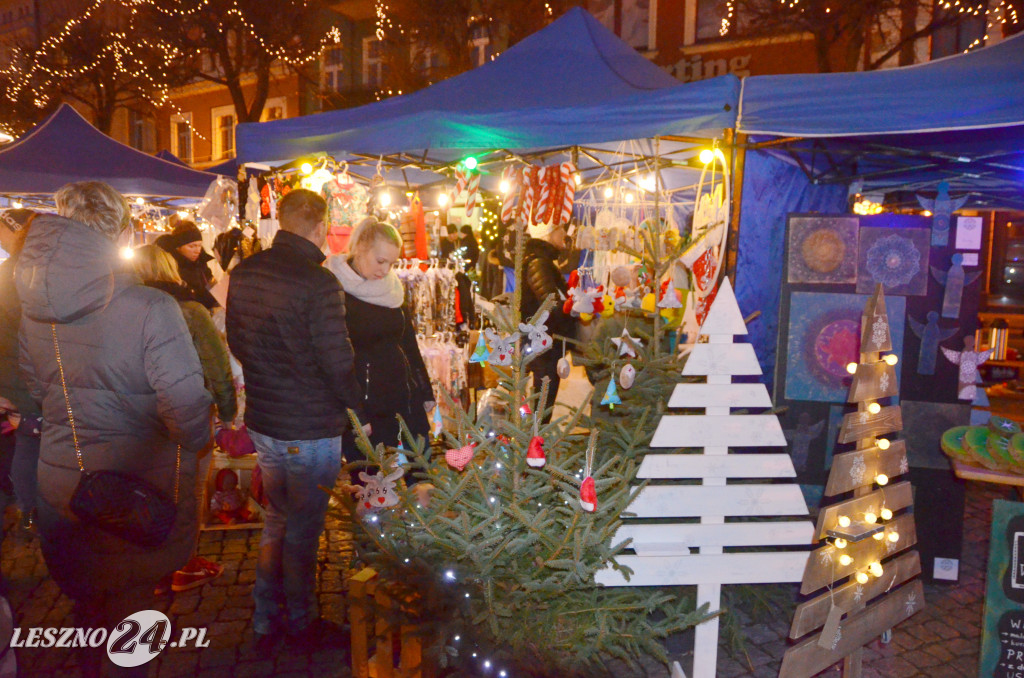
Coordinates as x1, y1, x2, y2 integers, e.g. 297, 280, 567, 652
611, 329, 642, 358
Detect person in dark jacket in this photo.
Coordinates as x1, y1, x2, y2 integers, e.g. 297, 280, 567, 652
226, 188, 367, 652
459, 224, 480, 268
0, 208, 40, 535
519, 222, 576, 423
16, 182, 212, 678
326, 218, 434, 455
156, 220, 219, 309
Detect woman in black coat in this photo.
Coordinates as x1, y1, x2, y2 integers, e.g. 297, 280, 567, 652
326, 219, 434, 457
155, 220, 219, 309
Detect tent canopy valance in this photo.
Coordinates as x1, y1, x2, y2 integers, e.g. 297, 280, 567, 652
0, 105, 218, 199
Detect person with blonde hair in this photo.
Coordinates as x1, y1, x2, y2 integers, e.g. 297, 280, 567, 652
326, 217, 434, 455
16, 181, 212, 677
133, 243, 236, 592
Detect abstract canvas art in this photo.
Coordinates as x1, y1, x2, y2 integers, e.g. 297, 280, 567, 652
784, 291, 906, 402
856, 226, 931, 295
787, 216, 859, 284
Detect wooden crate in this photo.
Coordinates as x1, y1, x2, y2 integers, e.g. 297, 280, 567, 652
200, 451, 265, 531
349, 568, 434, 678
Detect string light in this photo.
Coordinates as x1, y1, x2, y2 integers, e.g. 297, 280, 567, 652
868, 402, 881, 414
839, 554, 853, 566
888, 531, 900, 543
846, 362, 858, 374
837, 515, 851, 528
877, 439, 891, 450
833, 538, 847, 549
880, 508, 893, 521
873, 531, 884, 540
856, 572, 869, 584
884, 354, 899, 366
864, 512, 877, 524
868, 562, 884, 578
875, 474, 889, 486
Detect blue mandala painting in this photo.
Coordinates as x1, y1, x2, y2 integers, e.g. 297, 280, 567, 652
785, 292, 906, 402
856, 227, 930, 295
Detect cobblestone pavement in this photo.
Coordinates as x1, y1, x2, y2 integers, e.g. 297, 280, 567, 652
0, 481, 1011, 677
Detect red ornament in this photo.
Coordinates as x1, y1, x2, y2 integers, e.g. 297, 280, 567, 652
526, 436, 546, 468
580, 476, 596, 512
445, 442, 476, 471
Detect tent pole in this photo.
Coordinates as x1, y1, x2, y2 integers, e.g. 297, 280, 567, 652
724, 129, 746, 281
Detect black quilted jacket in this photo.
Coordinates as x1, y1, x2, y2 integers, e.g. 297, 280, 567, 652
226, 230, 365, 440
520, 238, 574, 339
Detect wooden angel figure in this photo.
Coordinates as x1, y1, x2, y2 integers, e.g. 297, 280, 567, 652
916, 181, 968, 247
931, 253, 981, 319
941, 335, 993, 400
783, 412, 826, 473
909, 311, 958, 375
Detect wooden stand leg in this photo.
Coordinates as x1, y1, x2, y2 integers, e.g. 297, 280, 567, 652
350, 569, 377, 678
374, 589, 395, 678
693, 583, 722, 678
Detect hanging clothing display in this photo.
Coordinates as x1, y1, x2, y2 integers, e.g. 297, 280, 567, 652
417, 335, 469, 418
397, 263, 459, 336
321, 175, 369, 254
197, 176, 239, 233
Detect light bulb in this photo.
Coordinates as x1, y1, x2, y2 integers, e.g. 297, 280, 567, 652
877, 439, 890, 450
11, 200, 22, 208
838, 515, 851, 528
603, 187, 614, 199
869, 562, 883, 577
499, 180, 510, 194
484, 660, 491, 668
846, 362, 858, 374
856, 572, 869, 584
884, 354, 898, 366
834, 538, 847, 549
873, 531, 884, 540
868, 402, 881, 414
573, 173, 581, 183
464, 157, 478, 170
379, 192, 392, 207
839, 554, 853, 566
135, 197, 144, 206
444, 570, 455, 581
699, 149, 714, 164
438, 192, 449, 207
119, 246, 135, 260
876, 474, 889, 486
864, 512, 878, 524
888, 531, 900, 542
880, 508, 893, 520
300, 162, 313, 175
624, 192, 634, 203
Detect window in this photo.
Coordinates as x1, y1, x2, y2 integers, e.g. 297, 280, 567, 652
211, 105, 235, 160
260, 96, 286, 122
696, 0, 732, 41
322, 44, 345, 92
412, 43, 441, 75
362, 37, 384, 88
170, 113, 192, 163
931, 0, 989, 58
470, 24, 493, 67
128, 109, 155, 153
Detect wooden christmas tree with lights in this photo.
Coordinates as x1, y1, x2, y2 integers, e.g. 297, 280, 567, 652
596, 277, 813, 678
779, 284, 924, 678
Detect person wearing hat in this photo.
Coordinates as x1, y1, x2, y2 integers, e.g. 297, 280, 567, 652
0, 208, 41, 536
155, 220, 219, 309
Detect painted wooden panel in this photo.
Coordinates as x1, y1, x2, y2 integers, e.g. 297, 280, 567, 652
595, 551, 809, 586
801, 514, 917, 595
614, 521, 815, 555
682, 343, 763, 376
815, 481, 913, 540
651, 415, 788, 448
638, 453, 797, 479
837, 405, 903, 444
848, 362, 899, 403
699, 278, 748, 337
860, 285, 893, 354
667, 383, 773, 409
779, 580, 924, 678
825, 441, 909, 497
790, 551, 921, 639
629, 484, 809, 519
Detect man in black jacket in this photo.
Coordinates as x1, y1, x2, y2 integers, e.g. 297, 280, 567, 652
226, 189, 367, 651
520, 222, 576, 423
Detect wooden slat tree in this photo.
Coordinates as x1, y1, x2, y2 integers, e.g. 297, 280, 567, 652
780, 284, 925, 678
596, 278, 813, 678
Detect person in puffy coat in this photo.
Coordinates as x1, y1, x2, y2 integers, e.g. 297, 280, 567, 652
155, 220, 219, 309
16, 182, 212, 678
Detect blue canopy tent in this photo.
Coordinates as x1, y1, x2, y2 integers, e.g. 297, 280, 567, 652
236, 7, 739, 198
731, 33, 1024, 380
0, 105, 218, 200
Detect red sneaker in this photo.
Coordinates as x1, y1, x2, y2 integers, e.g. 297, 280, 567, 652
171, 556, 224, 592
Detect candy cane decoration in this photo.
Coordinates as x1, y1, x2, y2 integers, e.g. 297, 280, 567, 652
500, 166, 518, 222
522, 165, 538, 226
534, 166, 551, 224
465, 171, 481, 213
559, 162, 576, 226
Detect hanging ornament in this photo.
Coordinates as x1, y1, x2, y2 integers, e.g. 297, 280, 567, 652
445, 441, 477, 471
611, 329, 642, 358
518, 310, 552, 355
601, 377, 622, 408
519, 398, 532, 417
657, 280, 683, 309
570, 286, 604, 317
556, 341, 571, 379
432, 406, 443, 438
395, 431, 409, 466
469, 332, 490, 363
526, 414, 546, 468
620, 363, 636, 390
600, 294, 616, 318
484, 328, 518, 366
356, 467, 405, 513
580, 432, 597, 512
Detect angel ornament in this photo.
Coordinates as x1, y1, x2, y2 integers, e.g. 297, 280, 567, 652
917, 181, 968, 247
941, 335, 992, 400
783, 412, 826, 472
909, 312, 958, 376
519, 310, 552, 355
931, 253, 981, 319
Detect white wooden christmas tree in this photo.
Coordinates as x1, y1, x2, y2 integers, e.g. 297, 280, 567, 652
596, 278, 813, 678
779, 284, 924, 678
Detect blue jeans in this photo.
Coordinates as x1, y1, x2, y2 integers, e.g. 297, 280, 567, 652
248, 431, 342, 635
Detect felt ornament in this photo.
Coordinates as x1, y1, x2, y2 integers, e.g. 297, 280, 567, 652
570, 286, 604, 316
600, 294, 615, 318
519, 310, 552, 355
526, 415, 546, 468
556, 341, 571, 379
432, 405, 443, 437
657, 280, 683, 309
620, 363, 636, 389
601, 377, 622, 407
580, 432, 597, 512
445, 441, 476, 471
641, 292, 657, 314
619, 287, 643, 310
356, 467, 405, 513
611, 329, 642, 358
469, 332, 490, 363
519, 398, 532, 417
485, 328, 518, 366
395, 432, 409, 466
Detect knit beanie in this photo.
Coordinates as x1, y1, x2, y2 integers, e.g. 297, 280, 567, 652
171, 221, 203, 247
0, 208, 36, 233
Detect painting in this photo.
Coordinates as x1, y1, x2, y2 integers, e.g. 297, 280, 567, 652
979, 500, 1024, 676
856, 226, 931, 296
784, 292, 906, 403
900, 400, 971, 470
787, 216, 859, 284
